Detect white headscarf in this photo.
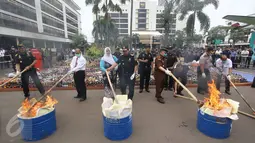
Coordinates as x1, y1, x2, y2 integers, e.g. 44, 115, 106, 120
101, 47, 115, 65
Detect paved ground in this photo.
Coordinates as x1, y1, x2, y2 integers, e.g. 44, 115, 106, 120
0, 87, 255, 143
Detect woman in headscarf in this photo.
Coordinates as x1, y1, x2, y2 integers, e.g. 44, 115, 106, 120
100, 47, 118, 98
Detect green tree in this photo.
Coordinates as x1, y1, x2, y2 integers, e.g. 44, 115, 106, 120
71, 34, 88, 51
207, 26, 229, 41
159, 0, 180, 46
86, 44, 103, 58
178, 0, 219, 36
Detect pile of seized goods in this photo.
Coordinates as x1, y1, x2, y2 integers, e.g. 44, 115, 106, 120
200, 80, 239, 120
18, 95, 58, 118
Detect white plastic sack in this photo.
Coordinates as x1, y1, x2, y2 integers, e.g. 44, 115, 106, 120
226, 99, 240, 114
102, 95, 132, 119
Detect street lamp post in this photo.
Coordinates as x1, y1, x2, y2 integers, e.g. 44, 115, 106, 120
129, 0, 133, 50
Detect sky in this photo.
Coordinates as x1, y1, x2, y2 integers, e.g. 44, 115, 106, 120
73, 0, 255, 42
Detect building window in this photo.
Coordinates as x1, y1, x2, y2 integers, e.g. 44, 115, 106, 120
156, 19, 162, 24
0, 0, 37, 20
41, 1, 63, 20
66, 7, 78, 20
119, 19, 128, 23
119, 29, 128, 33
138, 19, 146, 23
119, 24, 128, 28
120, 13, 128, 17
138, 13, 146, 17
42, 13, 64, 29
66, 17, 78, 27
67, 26, 78, 34
156, 14, 163, 18
0, 12, 38, 33
138, 9, 147, 13
43, 25, 65, 38
21, 0, 35, 7
45, 0, 62, 11
68, 34, 74, 39
138, 24, 146, 29
156, 24, 162, 28
139, 2, 145, 8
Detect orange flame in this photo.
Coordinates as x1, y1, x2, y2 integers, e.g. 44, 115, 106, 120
20, 95, 58, 117
204, 80, 231, 110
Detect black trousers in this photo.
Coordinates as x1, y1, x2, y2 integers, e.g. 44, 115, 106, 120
139, 68, 151, 90
164, 73, 174, 89
21, 70, 45, 97
197, 68, 211, 93
120, 74, 135, 100
174, 75, 187, 94
245, 57, 251, 68
231, 57, 237, 68
216, 75, 230, 92
74, 71, 87, 99
0, 57, 4, 69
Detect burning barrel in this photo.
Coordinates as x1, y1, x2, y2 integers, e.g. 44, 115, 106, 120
18, 108, 56, 141
197, 109, 232, 139
18, 96, 58, 141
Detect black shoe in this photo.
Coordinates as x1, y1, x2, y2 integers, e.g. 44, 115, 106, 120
225, 90, 231, 95
79, 98, 86, 102
145, 89, 150, 93
157, 98, 165, 104
177, 92, 184, 96
74, 96, 81, 98
139, 90, 143, 93
168, 88, 173, 91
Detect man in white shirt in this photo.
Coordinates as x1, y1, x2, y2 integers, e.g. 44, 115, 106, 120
241, 48, 249, 68
216, 53, 232, 95
69, 48, 87, 101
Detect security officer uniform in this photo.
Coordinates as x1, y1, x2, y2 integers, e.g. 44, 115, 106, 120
197, 50, 213, 94
117, 54, 138, 99
15, 51, 45, 98
154, 49, 167, 101
138, 51, 153, 92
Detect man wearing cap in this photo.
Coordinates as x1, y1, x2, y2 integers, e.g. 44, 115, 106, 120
197, 47, 214, 95
138, 46, 154, 93
15, 44, 45, 99
154, 48, 171, 104
216, 53, 232, 95
107, 46, 138, 100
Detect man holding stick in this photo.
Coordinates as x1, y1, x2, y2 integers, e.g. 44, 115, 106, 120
197, 47, 214, 95
15, 44, 45, 99
216, 53, 232, 95
154, 48, 171, 104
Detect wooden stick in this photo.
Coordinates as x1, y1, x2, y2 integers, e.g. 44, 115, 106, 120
0, 68, 27, 87
168, 72, 198, 102
175, 94, 255, 120
105, 71, 117, 98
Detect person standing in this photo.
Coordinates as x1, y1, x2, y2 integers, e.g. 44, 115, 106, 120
10, 46, 17, 72
241, 48, 249, 68
69, 48, 87, 102
154, 48, 171, 104
15, 44, 45, 99
165, 50, 177, 91
246, 48, 253, 68
197, 47, 214, 95
107, 47, 138, 100
216, 54, 232, 95
100, 47, 118, 98
0, 48, 5, 69
230, 48, 237, 69
138, 46, 154, 93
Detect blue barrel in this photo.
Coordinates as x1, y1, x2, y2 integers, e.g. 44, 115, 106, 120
197, 109, 232, 139
18, 109, 57, 141
103, 114, 132, 141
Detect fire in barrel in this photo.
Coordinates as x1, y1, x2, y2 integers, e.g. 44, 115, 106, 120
197, 80, 239, 139
17, 96, 58, 141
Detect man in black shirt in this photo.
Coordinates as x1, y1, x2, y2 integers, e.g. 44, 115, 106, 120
10, 46, 17, 72
165, 50, 177, 90
107, 47, 138, 100
138, 46, 154, 93
15, 44, 45, 99
113, 48, 121, 59
246, 48, 253, 68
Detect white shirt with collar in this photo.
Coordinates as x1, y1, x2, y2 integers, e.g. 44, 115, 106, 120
70, 54, 86, 72
216, 58, 232, 75
241, 50, 249, 57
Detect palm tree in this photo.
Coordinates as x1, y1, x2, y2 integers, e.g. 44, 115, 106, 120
178, 0, 219, 36
92, 18, 118, 47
